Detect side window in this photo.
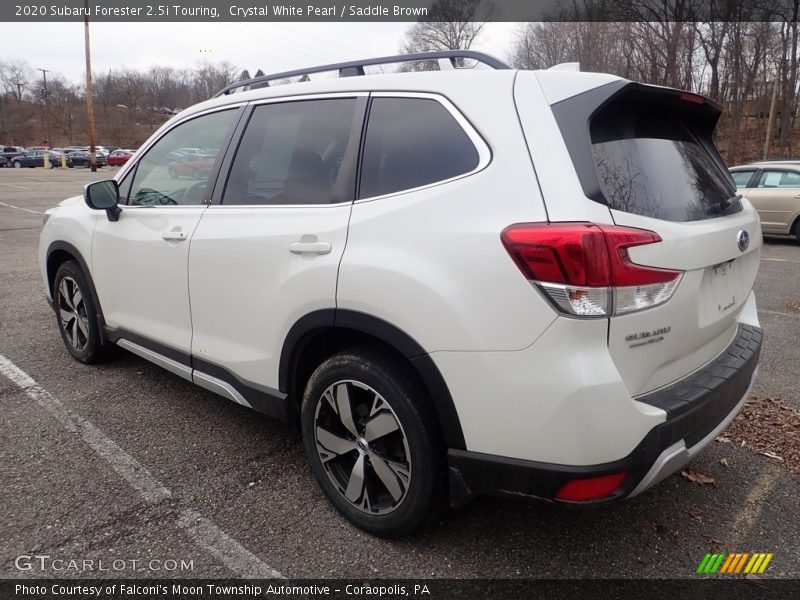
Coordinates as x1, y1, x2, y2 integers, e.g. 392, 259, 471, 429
118, 170, 134, 204
223, 99, 358, 205
779, 170, 800, 188
756, 170, 800, 189
359, 97, 480, 199
127, 109, 238, 206
731, 170, 754, 189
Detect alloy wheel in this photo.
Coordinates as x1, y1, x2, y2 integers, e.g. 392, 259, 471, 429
56, 276, 90, 352
314, 380, 411, 515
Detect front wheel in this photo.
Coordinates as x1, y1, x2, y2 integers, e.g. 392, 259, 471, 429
53, 261, 110, 364
301, 350, 445, 537
13, 161, 21, 168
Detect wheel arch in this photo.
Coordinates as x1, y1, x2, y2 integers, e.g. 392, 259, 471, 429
46, 241, 108, 342
280, 309, 466, 450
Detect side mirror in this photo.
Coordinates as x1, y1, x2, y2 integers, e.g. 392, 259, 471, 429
84, 180, 122, 222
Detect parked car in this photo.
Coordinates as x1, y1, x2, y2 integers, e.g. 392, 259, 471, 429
730, 162, 800, 240
0, 155, 7, 167
165, 147, 204, 161
68, 151, 107, 168
11, 150, 64, 168
39, 51, 762, 537
167, 153, 216, 179
107, 150, 134, 166
1, 145, 26, 162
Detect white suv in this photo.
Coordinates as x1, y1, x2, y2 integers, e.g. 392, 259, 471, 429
39, 52, 763, 537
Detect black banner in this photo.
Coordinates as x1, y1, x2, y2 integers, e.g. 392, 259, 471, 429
1, 0, 797, 23
2, 579, 800, 600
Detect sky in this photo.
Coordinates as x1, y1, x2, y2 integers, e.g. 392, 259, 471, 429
2, 22, 520, 83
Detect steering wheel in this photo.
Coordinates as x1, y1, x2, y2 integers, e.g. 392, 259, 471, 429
182, 180, 208, 205
133, 188, 178, 206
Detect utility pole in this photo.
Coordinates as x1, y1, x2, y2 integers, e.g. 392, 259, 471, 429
763, 75, 779, 160
37, 68, 50, 146
84, 0, 97, 172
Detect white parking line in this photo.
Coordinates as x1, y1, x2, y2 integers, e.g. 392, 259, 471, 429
0, 201, 44, 214
762, 257, 800, 263
179, 509, 285, 578
0, 354, 285, 579
729, 466, 781, 547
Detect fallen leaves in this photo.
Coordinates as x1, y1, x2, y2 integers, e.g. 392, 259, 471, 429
759, 451, 783, 462
681, 468, 715, 484
785, 298, 800, 311
725, 395, 800, 474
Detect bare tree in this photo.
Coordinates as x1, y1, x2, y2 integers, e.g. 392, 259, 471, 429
0, 59, 32, 103
399, 0, 491, 70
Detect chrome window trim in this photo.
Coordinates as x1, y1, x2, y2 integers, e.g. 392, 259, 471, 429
116, 91, 491, 210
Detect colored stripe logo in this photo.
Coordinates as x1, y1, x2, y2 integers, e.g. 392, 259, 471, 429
696, 552, 773, 574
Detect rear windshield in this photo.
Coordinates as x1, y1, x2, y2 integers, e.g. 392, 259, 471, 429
591, 116, 739, 222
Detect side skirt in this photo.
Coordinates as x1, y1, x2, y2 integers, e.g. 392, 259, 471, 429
105, 327, 296, 423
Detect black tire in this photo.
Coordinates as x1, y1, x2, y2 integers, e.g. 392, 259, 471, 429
13, 161, 21, 168
53, 261, 111, 364
301, 349, 446, 537
82, 159, 90, 168
794, 218, 800, 243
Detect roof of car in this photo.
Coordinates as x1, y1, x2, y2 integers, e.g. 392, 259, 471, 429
731, 162, 800, 170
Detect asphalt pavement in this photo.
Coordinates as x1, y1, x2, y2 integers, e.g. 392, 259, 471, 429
1, 168, 799, 580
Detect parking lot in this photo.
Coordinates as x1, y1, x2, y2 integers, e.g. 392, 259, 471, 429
1, 167, 799, 579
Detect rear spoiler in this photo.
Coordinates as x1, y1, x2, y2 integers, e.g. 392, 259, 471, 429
550, 81, 729, 206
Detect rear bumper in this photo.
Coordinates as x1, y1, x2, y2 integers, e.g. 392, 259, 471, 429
448, 324, 762, 507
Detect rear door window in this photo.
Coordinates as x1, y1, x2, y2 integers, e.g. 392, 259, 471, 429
223, 98, 359, 205
359, 97, 480, 199
757, 170, 800, 188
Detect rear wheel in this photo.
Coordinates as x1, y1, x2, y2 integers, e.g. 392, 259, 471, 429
13, 161, 21, 168
301, 349, 445, 537
793, 218, 800, 242
53, 261, 111, 364
82, 159, 90, 168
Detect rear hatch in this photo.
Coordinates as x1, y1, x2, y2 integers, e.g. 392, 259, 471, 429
552, 83, 761, 396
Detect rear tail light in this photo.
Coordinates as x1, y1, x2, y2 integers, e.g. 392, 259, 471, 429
501, 223, 682, 318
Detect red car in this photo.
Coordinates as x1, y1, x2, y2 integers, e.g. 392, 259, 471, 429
107, 149, 135, 166
167, 153, 217, 179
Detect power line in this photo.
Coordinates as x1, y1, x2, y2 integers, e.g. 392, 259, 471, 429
221, 23, 351, 67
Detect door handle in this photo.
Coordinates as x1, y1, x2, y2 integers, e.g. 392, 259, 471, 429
162, 230, 188, 241
289, 237, 332, 255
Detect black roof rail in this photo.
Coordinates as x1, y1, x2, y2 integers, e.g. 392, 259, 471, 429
213, 50, 511, 97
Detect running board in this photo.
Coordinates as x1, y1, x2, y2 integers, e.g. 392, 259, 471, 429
112, 334, 295, 423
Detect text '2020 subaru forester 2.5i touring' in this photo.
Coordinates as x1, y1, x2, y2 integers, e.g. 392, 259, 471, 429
39, 51, 762, 537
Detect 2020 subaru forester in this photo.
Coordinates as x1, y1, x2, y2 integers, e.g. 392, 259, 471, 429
39, 52, 763, 537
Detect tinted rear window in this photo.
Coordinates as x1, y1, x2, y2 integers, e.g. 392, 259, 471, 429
359, 98, 479, 199
592, 116, 738, 222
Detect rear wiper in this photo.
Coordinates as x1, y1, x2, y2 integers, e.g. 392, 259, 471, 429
709, 193, 741, 213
